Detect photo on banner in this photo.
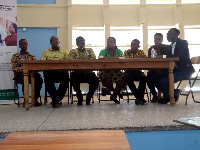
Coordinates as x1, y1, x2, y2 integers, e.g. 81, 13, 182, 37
0, 0, 17, 103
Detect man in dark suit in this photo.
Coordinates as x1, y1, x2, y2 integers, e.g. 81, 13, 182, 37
158, 28, 195, 104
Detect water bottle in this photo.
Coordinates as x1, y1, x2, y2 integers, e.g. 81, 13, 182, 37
151, 48, 155, 58
151, 48, 157, 58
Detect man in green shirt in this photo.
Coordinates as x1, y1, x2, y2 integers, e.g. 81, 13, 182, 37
68, 36, 99, 105
41, 36, 69, 108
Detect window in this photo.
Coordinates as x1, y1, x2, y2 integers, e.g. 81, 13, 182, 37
146, 0, 176, 4
110, 27, 141, 51
72, 0, 103, 5
184, 27, 200, 58
109, 0, 139, 4
182, 0, 200, 4
184, 27, 200, 91
72, 27, 104, 57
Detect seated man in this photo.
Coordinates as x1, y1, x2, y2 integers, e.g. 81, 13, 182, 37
41, 36, 69, 108
147, 33, 171, 102
124, 39, 147, 105
68, 36, 99, 105
157, 28, 195, 104
99, 37, 126, 104
11, 39, 43, 106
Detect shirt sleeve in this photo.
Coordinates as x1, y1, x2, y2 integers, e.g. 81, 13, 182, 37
40, 51, 47, 60
11, 54, 22, 72
99, 49, 106, 57
89, 48, 96, 59
117, 49, 124, 57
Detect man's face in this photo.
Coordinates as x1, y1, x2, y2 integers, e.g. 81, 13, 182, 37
19, 40, 28, 51
77, 42, 85, 50
50, 37, 59, 48
154, 35, 163, 46
131, 41, 139, 51
167, 29, 178, 42
107, 38, 116, 49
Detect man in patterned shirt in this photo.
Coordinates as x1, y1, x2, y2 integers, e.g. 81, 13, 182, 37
124, 39, 147, 105
41, 36, 69, 108
11, 39, 43, 106
68, 36, 99, 105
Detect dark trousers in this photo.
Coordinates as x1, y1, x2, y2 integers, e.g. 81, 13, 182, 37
157, 70, 192, 99
147, 70, 165, 97
126, 70, 147, 99
70, 72, 99, 103
44, 71, 69, 102
14, 72, 43, 100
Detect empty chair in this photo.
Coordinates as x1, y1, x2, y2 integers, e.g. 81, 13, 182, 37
176, 56, 200, 105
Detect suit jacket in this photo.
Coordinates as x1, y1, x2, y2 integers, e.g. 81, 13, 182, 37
167, 38, 195, 76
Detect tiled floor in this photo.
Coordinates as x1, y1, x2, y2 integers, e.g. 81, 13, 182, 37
0, 93, 200, 134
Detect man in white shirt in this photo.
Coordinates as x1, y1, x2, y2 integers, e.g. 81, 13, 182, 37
158, 28, 195, 104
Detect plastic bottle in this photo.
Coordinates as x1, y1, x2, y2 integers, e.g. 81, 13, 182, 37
151, 48, 157, 58
151, 48, 155, 58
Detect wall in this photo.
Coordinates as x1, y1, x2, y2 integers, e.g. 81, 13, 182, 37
17, 27, 57, 96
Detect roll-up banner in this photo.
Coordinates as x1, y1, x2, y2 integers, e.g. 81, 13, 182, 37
0, 0, 17, 103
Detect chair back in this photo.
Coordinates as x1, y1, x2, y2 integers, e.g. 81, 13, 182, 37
191, 56, 200, 64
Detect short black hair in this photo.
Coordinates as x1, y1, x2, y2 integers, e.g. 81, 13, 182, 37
50, 36, 57, 42
154, 33, 163, 38
170, 28, 180, 36
76, 36, 85, 46
132, 39, 140, 45
107, 37, 116, 44
19, 39, 27, 45
12, 23, 17, 33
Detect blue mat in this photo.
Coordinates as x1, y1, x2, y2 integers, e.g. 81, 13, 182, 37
126, 130, 200, 150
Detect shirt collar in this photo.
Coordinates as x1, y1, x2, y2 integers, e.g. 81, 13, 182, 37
50, 47, 60, 51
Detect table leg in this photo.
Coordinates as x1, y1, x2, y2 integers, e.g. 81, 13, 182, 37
169, 62, 175, 106
30, 71, 35, 107
24, 72, 30, 111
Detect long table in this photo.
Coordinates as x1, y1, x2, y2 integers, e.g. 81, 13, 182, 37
19, 58, 179, 111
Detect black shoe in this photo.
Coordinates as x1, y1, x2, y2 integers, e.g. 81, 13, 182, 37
118, 92, 123, 99
35, 100, 42, 107
135, 99, 147, 105
150, 96, 158, 103
110, 95, 120, 104
102, 87, 111, 96
77, 102, 83, 105
158, 97, 169, 104
51, 99, 62, 108
86, 102, 91, 105
174, 89, 182, 102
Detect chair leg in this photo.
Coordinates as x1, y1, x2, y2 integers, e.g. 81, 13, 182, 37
126, 88, 130, 103
68, 87, 70, 104
145, 88, 150, 102
44, 84, 48, 105
98, 85, 101, 103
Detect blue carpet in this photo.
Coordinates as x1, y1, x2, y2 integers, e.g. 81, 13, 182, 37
125, 130, 200, 150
